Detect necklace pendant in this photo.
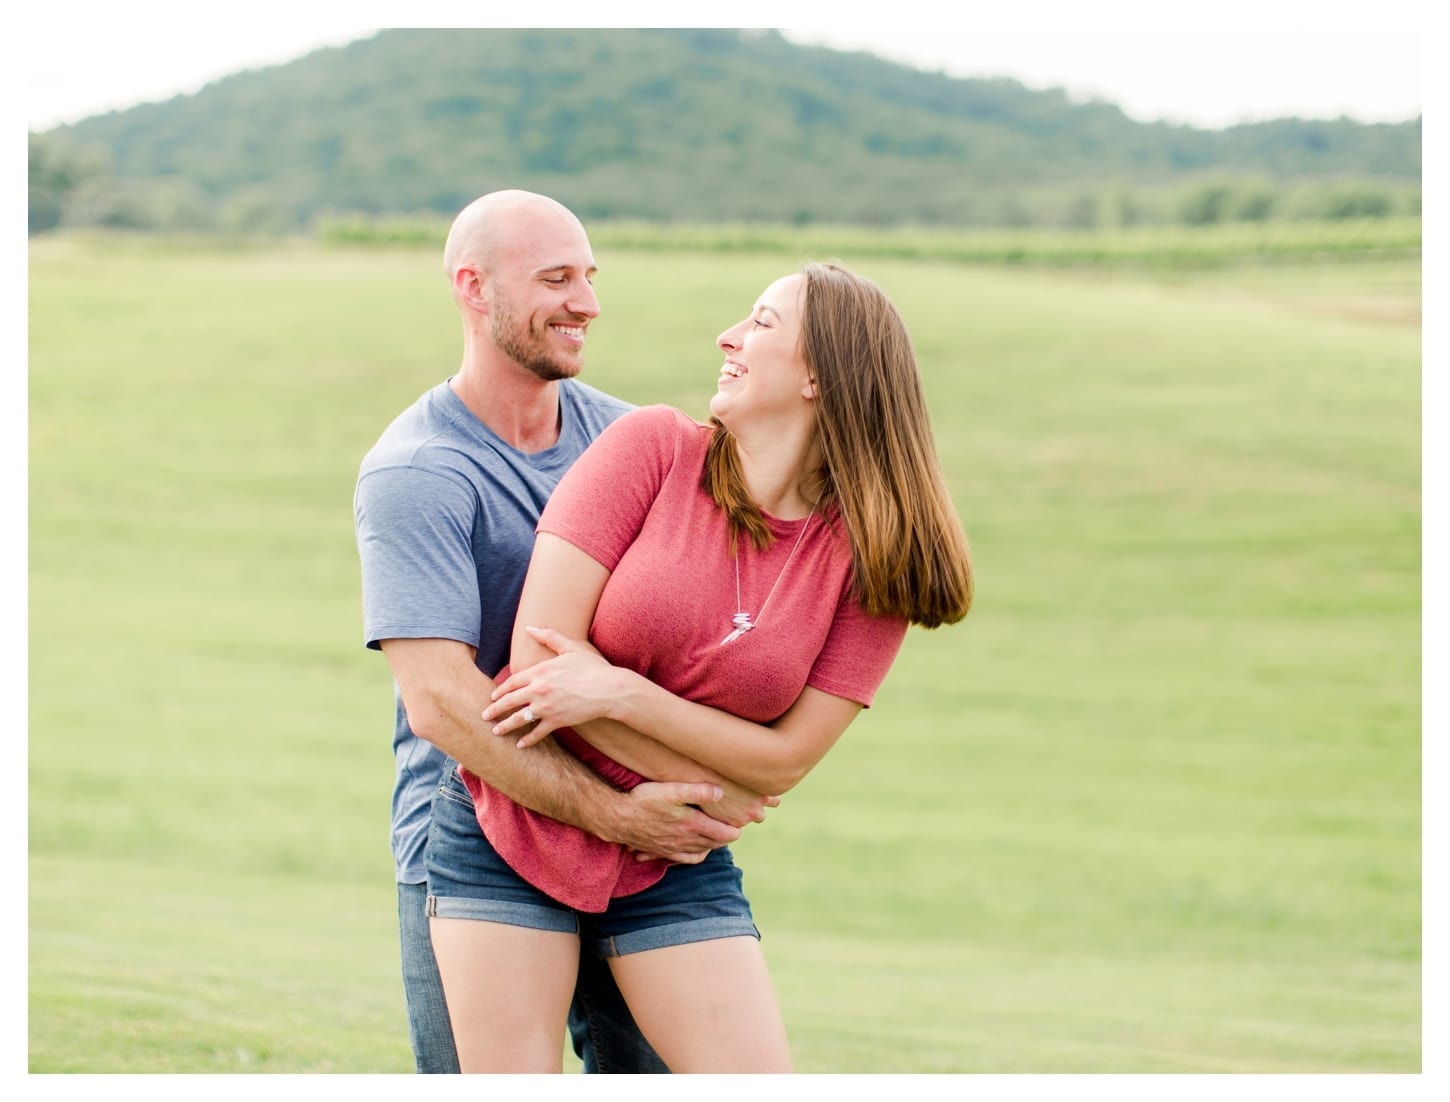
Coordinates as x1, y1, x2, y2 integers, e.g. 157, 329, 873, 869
720, 612, 754, 646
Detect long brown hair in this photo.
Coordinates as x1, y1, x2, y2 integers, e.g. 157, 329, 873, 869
704, 263, 973, 628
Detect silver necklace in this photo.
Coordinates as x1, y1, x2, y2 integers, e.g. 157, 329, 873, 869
720, 509, 816, 645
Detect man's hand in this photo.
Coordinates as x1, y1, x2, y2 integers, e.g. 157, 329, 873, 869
699, 779, 781, 830
486, 628, 784, 831
605, 781, 744, 864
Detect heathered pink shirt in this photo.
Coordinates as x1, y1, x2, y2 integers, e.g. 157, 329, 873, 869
461, 405, 907, 911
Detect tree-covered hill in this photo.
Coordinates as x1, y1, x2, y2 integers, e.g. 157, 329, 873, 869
35, 28, 1421, 233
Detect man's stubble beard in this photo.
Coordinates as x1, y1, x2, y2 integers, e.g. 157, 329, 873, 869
491, 296, 583, 383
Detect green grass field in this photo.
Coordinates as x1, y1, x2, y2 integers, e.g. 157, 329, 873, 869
27, 231, 1421, 1073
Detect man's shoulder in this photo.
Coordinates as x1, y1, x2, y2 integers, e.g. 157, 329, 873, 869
358, 383, 465, 478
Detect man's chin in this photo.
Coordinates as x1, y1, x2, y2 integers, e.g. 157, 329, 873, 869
524, 358, 583, 383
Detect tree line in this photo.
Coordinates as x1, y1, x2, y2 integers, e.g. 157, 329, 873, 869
29, 28, 1421, 237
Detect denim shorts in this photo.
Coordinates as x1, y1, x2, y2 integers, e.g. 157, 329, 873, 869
426, 766, 760, 958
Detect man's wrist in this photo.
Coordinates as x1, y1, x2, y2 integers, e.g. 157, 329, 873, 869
583, 784, 633, 847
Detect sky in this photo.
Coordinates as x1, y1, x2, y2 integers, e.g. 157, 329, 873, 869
19, 1, 1428, 134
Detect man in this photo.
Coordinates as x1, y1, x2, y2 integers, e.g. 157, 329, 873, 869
354, 190, 768, 1072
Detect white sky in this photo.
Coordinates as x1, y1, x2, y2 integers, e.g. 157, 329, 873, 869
18, 1, 1427, 133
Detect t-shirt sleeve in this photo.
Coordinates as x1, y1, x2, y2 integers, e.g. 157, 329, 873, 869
355, 464, 482, 650
806, 586, 909, 708
537, 405, 680, 571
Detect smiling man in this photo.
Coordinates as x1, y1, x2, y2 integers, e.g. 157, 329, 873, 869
354, 190, 758, 1073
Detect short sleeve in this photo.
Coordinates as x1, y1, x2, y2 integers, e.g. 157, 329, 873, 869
537, 405, 682, 571
355, 464, 482, 649
806, 588, 909, 707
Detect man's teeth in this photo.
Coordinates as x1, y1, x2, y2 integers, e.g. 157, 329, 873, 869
554, 325, 584, 338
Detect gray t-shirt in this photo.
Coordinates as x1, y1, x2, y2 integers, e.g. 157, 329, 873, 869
355, 378, 632, 883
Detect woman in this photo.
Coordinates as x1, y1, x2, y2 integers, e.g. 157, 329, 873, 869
426, 262, 972, 1072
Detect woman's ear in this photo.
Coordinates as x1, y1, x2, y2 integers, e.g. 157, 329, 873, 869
802, 377, 819, 400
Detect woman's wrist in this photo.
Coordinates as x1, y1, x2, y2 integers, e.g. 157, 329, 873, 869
609, 666, 653, 727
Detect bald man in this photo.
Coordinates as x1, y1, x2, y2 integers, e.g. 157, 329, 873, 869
355, 192, 764, 1072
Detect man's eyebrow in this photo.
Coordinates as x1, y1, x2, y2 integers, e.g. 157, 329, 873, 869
533, 263, 599, 276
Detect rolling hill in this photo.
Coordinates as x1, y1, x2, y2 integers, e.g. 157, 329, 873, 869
41, 28, 1421, 229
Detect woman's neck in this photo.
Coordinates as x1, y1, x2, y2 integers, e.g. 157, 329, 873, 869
734, 429, 822, 520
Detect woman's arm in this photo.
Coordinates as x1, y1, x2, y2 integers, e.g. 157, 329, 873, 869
508, 533, 777, 825
495, 537, 866, 796
496, 642, 861, 796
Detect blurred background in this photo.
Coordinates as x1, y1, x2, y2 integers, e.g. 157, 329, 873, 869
25, 9, 1426, 1080
28, 22, 1423, 236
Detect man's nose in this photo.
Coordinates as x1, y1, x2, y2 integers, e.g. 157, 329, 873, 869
569, 282, 600, 319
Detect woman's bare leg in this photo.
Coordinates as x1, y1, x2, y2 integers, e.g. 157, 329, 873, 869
430, 917, 580, 1073
607, 936, 792, 1073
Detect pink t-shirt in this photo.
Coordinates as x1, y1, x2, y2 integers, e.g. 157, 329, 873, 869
461, 405, 907, 911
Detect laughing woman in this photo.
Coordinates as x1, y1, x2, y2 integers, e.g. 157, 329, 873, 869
425, 262, 973, 1072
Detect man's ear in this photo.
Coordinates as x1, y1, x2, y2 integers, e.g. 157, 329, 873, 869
453, 265, 489, 313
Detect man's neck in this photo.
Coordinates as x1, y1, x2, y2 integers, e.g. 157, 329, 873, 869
450, 358, 563, 455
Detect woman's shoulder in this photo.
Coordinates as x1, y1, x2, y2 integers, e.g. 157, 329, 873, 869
605, 404, 710, 454
620, 404, 707, 430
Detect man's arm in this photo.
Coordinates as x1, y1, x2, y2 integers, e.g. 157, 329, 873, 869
380, 636, 740, 863
502, 533, 781, 824
494, 636, 861, 797
501, 535, 861, 797
550, 715, 779, 829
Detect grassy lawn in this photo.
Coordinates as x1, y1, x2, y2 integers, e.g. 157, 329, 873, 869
27, 233, 1420, 1072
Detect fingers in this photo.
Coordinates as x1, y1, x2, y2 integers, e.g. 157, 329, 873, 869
689, 810, 741, 845
638, 849, 709, 865
490, 667, 530, 701
514, 724, 554, 749
665, 782, 725, 806
483, 689, 554, 746
483, 687, 530, 724
619, 785, 742, 858
524, 624, 605, 660
711, 806, 763, 830
524, 624, 574, 654
480, 694, 555, 747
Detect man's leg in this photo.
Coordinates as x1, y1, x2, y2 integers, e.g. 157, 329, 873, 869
397, 881, 460, 1073
568, 949, 670, 1073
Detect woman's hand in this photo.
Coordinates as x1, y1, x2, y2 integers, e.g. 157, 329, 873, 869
484, 625, 630, 747
698, 780, 782, 831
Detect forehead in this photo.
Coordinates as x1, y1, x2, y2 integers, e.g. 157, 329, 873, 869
756, 273, 804, 318
496, 210, 596, 274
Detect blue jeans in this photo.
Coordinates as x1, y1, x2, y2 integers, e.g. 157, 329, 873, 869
428, 765, 760, 955
398, 883, 670, 1073
397, 881, 459, 1073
